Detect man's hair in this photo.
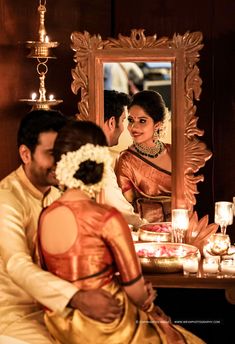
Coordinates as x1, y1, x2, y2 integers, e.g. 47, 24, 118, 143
104, 90, 131, 124
17, 109, 68, 154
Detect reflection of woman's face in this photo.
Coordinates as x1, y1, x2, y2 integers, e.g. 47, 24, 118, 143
127, 105, 158, 146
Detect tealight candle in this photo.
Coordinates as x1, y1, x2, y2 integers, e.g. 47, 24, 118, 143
202, 257, 219, 275
183, 257, 199, 276
220, 260, 235, 276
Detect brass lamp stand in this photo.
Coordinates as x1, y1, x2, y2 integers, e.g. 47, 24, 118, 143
20, 0, 63, 110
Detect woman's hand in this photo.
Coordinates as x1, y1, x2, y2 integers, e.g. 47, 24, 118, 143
141, 281, 157, 312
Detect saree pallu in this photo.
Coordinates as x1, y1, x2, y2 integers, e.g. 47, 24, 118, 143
44, 281, 205, 344
116, 147, 172, 223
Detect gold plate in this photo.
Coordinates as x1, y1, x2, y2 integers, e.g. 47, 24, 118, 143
135, 242, 199, 273
138, 222, 172, 243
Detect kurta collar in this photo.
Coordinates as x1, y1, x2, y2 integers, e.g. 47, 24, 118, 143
16, 165, 51, 201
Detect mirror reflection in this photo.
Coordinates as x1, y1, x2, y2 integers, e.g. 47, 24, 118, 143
103, 62, 172, 222
71, 29, 211, 213
104, 62, 172, 154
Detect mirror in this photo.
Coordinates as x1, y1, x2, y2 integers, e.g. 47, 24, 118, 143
103, 61, 172, 155
71, 29, 211, 211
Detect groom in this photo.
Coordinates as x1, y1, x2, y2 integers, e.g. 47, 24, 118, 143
0, 109, 122, 344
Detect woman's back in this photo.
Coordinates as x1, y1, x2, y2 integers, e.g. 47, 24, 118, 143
38, 199, 141, 290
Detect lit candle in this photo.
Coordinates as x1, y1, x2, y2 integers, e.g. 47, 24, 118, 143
49, 94, 54, 101
172, 209, 189, 243
45, 35, 49, 43
220, 260, 235, 276
208, 233, 230, 255
202, 257, 219, 275
214, 201, 233, 235
183, 257, 199, 276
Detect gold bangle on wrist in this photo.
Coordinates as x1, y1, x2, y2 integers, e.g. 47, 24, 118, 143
146, 302, 154, 313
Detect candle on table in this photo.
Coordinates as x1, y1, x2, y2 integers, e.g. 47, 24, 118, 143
183, 257, 199, 276
220, 260, 235, 276
172, 209, 189, 243
202, 257, 219, 275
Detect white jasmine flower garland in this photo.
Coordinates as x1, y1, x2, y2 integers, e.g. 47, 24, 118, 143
55, 143, 112, 196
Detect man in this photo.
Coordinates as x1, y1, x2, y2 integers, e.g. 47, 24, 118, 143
103, 90, 145, 227
0, 110, 122, 344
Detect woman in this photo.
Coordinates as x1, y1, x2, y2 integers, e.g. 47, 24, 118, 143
115, 90, 172, 223
37, 120, 204, 344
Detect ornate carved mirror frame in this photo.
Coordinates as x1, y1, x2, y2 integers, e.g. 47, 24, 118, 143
70, 29, 211, 211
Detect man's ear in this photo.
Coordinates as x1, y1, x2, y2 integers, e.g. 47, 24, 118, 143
107, 116, 116, 130
19, 145, 32, 164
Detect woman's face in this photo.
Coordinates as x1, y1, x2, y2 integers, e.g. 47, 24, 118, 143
127, 105, 159, 146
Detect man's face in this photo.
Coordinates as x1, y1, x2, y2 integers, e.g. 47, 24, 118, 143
109, 109, 126, 147
24, 131, 58, 192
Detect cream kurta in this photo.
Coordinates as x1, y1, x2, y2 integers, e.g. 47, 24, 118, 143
0, 166, 78, 343
103, 163, 145, 228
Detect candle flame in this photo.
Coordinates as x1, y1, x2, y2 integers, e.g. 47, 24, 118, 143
31, 92, 37, 100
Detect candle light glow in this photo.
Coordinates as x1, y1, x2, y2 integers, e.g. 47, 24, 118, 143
183, 257, 199, 276
172, 209, 189, 243
202, 257, 219, 275
31, 92, 37, 100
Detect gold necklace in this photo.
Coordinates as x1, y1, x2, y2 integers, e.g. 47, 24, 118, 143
133, 140, 164, 158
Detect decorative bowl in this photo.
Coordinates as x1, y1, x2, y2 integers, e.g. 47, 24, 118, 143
138, 222, 172, 243
135, 242, 200, 273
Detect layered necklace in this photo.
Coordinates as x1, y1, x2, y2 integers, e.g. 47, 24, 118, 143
133, 140, 165, 158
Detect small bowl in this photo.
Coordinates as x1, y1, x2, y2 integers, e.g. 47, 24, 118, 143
138, 222, 172, 243
135, 242, 199, 273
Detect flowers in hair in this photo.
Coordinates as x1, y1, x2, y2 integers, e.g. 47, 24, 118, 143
55, 143, 112, 195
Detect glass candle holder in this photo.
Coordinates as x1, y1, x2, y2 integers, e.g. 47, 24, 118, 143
202, 257, 219, 276
172, 209, 189, 243
183, 256, 199, 276
220, 259, 235, 277
214, 201, 233, 235
208, 233, 231, 256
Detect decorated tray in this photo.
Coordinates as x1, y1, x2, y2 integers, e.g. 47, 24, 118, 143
138, 222, 172, 242
135, 242, 199, 273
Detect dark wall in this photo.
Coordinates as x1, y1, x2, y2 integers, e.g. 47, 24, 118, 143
0, 1, 235, 342
0, 0, 234, 227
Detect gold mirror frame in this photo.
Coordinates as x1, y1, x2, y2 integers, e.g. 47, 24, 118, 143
70, 29, 211, 211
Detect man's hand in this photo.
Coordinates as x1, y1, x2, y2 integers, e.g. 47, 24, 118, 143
69, 289, 123, 323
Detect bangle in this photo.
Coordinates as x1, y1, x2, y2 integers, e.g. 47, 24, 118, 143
146, 302, 154, 313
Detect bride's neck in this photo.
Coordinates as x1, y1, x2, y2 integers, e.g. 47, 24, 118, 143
61, 188, 90, 201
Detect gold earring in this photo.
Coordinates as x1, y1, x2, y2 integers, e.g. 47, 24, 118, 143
153, 129, 159, 143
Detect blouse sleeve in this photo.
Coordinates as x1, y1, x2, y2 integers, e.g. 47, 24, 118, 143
102, 208, 142, 286
115, 152, 134, 194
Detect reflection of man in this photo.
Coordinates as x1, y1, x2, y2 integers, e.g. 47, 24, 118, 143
103, 90, 145, 227
0, 110, 121, 343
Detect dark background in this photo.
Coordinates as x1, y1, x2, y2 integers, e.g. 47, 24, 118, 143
0, 1, 235, 342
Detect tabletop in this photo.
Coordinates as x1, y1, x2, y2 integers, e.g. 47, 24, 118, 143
144, 264, 235, 304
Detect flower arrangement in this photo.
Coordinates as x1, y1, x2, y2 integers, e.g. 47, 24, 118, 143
55, 143, 112, 196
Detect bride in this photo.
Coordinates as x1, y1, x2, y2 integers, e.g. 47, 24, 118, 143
37, 119, 205, 344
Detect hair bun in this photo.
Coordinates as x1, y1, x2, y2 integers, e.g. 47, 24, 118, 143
73, 159, 104, 185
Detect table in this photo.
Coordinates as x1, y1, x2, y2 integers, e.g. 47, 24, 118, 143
144, 264, 235, 304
